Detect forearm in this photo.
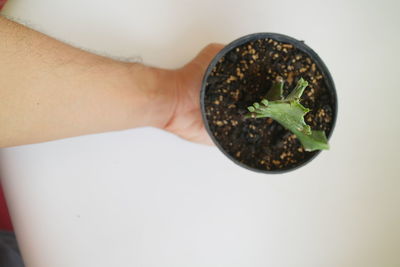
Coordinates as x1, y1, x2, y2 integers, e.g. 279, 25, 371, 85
0, 16, 175, 147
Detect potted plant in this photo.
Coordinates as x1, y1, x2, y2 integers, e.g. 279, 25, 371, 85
200, 33, 337, 173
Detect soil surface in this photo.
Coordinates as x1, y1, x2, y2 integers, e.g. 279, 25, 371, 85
204, 38, 336, 172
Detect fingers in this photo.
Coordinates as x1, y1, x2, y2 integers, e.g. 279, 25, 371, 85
195, 131, 215, 146
191, 113, 215, 146
190, 43, 224, 146
168, 43, 224, 146
199, 128, 215, 146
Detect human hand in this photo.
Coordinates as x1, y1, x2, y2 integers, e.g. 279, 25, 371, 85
0, 13, 223, 148
163, 43, 224, 145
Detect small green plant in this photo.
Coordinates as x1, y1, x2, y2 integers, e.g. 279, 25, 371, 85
245, 77, 329, 151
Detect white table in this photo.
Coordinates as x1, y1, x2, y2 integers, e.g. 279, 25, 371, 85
1, 0, 399, 266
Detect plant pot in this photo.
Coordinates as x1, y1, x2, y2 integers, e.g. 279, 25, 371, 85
200, 33, 337, 174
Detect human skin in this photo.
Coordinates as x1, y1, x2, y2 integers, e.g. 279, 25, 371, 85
0, 15, 223, 147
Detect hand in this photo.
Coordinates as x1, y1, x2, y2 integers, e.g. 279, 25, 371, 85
163, 43, 224, 145
0, 13, 224, 147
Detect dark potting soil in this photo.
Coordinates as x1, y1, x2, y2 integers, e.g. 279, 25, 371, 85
204, 38, 336, 171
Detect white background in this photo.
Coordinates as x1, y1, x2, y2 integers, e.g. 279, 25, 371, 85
1, 0, 399, 266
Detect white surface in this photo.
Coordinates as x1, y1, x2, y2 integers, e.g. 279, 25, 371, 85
1, 0, 399, 266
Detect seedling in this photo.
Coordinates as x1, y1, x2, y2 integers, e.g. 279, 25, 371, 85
245, 77, 329, 151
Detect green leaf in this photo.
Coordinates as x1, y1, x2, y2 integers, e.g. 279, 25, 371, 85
296, 130, 329, 151
265, 77, 284, 101
245, 78, 329, 151
286, 78, 308, 100
261, 99, 269, 106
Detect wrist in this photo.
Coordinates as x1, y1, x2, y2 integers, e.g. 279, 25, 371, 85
125, 63, 177, 129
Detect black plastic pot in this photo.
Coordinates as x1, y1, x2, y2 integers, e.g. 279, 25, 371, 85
200, 32, 337, 174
